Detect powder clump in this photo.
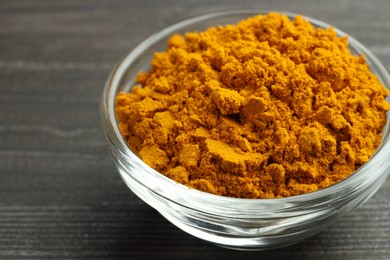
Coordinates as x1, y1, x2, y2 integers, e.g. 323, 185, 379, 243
116, 12, 389, 198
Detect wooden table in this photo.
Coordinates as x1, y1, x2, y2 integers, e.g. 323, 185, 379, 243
1, 0, 389, 259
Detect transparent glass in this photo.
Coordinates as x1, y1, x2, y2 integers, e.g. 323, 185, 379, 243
100, 10, 390, 250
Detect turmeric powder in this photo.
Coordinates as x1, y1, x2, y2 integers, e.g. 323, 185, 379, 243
116, 12, 390, 198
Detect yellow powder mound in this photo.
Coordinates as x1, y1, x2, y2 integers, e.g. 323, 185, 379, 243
116, 12, 389, 198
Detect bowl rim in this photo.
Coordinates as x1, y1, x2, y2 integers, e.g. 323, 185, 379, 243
101, 9, 390, 207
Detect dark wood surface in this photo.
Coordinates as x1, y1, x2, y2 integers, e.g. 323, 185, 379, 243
1, 0, 389, 259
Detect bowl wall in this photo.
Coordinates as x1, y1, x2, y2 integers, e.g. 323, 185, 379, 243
101, 10, 390, 250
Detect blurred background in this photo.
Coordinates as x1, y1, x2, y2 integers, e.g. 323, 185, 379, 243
0, 0, 389, 259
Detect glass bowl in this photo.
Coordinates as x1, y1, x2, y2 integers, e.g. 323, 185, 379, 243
100, 10, 390, 250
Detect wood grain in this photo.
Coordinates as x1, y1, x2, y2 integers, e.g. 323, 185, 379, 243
0, 0, 389, 259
